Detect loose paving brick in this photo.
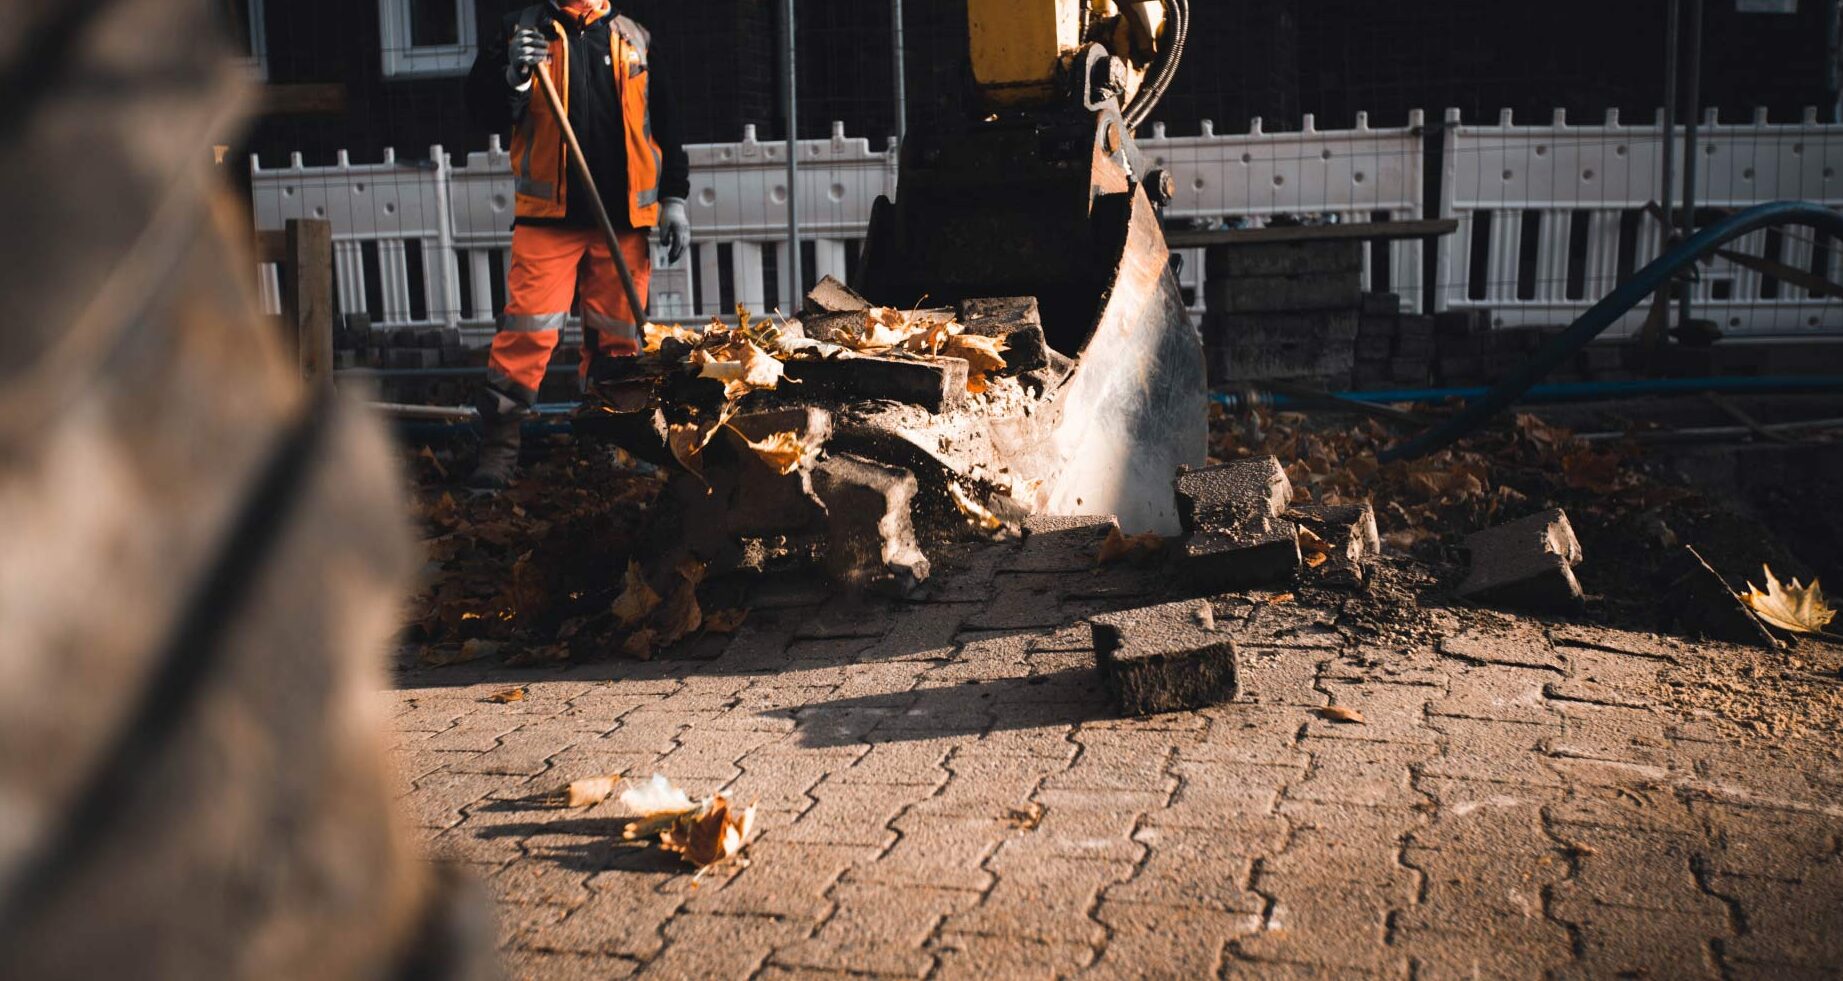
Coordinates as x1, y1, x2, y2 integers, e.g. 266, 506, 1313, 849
1090, 600, 1239, 715
388, 544, 1843, 977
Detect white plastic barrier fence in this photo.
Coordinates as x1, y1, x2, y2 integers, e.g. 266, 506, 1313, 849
1142, 111, 1427, 313
1441, 107, 1843, 337
252, 109, 1843, 344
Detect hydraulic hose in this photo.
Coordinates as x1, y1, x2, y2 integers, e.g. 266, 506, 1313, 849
1124, 0, 1187, 130
1380, 201, 1843, 462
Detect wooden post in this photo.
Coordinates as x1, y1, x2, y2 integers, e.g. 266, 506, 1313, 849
283, 218, 334, 386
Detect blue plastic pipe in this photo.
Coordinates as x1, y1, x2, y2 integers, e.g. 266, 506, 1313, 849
1213, 374, 1843, 412
1378, 201, 1843, 462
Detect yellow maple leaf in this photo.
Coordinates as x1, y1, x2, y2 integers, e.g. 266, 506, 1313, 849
642, 322, 702, 354
1742, 565, 1836, 635
941, 333, 1008, 393
739, 429, 809, 475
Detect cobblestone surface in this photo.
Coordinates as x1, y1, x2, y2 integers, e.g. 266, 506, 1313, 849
392, 534, 1843, 979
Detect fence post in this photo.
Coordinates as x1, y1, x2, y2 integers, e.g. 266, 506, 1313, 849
284, 217, 335, 386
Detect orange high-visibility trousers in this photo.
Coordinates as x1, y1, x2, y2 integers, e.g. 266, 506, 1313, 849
486, 224, 651, 405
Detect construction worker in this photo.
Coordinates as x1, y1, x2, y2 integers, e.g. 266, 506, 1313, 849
464, 0, 691, 489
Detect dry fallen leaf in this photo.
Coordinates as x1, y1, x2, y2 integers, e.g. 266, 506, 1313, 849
1298, 527, 1333, 569
1005, 803, 1045, 831
559, 775, 620, 808
484, 687, 527, 704
1319, 706, 1366, 724
643, 321, 703, 354
1095, 526, 1165, 566
611, 560, 662, 629
658, 796, 758, 869
653, 579, 704, 646
1742, 565, 1837, 635
739, 430, 809, 475
940, 332, 1008, 393
1267, 593, 1296, 606
621, 628, 657, 660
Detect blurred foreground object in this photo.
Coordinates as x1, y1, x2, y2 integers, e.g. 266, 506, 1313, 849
0, 2, 489, 977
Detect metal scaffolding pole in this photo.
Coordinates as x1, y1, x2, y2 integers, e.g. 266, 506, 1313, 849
1660, 0, 1679, 255
892, 0, 908, 146
1679, 0, 1705, 326
780, 0, 802, 305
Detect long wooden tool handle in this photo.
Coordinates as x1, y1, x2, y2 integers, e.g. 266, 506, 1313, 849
532, 64, 649, 331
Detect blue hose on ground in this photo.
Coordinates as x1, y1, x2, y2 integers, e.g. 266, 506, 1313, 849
1213, 375, 1843, 413
1375, 201, 1843, 462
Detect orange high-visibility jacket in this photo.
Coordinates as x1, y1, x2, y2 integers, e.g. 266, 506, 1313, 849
509, 7, 664, 228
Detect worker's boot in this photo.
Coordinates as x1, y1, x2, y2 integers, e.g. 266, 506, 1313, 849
466, 389, 526, 491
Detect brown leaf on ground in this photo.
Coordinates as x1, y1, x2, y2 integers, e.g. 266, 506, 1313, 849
612, 560, 662, 629
1319, 706, 1366, 724
484, 687, 527, 704
738, 430, 810, 475
621, 628, 658, 661
1005, 803, 1045, 831
1742, 565, 1837, 635
1267, 593, 1296, 605
654, 579, 703, 646
1298, 527, 1333, 569
658, 796, 758, 869
941, 332, 1008, 393
704, 608, 750, 634
675, 557, 708, 586
560, 775, 620, 808
1096, 526, 1165, 566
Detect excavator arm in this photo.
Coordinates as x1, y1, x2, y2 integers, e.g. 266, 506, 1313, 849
856, 0, 1204, 533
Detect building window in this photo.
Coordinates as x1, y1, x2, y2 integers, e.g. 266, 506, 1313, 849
380, 0, 477, 79
214, 0, 267, 79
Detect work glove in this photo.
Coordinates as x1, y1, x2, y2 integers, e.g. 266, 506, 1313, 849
660, 198, 691, 265
504, 27, 549, 88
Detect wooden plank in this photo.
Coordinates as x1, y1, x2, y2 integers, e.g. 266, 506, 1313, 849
1166, 219, 1457, 249
284, 219, 335, 386
253, 229, 286, 264
261, 83, 347, 116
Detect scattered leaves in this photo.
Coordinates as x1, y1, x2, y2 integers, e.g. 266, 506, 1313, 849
620, 775, 757, 870
611, 560, 662, 629
1742, 565, 1837, 635
484, 687, 527, 704
1095, 526, 1165, 566
1319, 706, 1366, 724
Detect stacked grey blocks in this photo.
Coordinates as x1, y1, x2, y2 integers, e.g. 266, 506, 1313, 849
1200, 240, 1363, 389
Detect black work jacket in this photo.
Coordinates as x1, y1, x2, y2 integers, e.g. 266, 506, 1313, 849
465, 3, 691, 230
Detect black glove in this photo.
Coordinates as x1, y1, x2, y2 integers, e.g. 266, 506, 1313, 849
505, 27, 549, 87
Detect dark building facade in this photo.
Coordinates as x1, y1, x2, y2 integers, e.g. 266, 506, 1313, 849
237, 0, 1836, 169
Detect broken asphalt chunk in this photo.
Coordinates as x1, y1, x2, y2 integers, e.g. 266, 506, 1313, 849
1175, 457, 1293, 534
1289, 502, 1381, 579
1182, 520, 1302, 591
1090, 600, 1240, 716
1459, 508, 1585, 610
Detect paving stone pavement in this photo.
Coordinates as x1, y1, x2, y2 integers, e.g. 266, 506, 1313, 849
391, 526, 1843, 979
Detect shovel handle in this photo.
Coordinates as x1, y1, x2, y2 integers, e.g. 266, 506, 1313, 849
531, 63, 649, 330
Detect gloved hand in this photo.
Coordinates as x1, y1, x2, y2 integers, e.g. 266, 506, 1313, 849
659, 198, 691, 265
504, 27, 550, 88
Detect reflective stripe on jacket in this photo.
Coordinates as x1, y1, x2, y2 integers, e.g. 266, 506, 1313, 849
509, 10, 664, 228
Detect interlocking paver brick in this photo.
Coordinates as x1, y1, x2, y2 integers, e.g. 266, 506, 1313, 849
386, 544, 1843, 977
774, 882, 975, 977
